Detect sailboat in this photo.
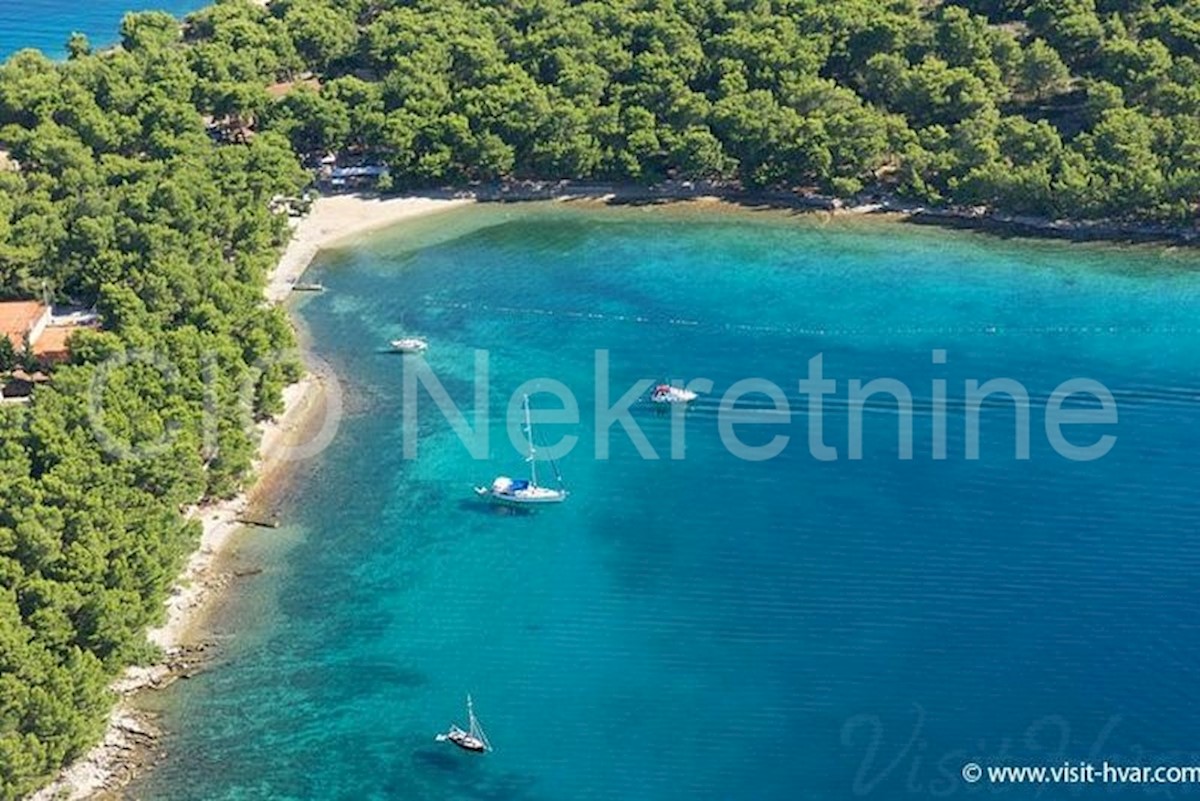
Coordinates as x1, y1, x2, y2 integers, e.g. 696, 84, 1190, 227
475, 395, 568, 504
436, 695, 492, 753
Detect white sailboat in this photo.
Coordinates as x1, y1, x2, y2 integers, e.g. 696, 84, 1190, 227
475, 395, 568, 504
436, 695, 492, 753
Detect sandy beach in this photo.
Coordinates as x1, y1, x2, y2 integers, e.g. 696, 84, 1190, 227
266, 194, 473, 302
34, 183, 1189, 800
30, 193, 470, 801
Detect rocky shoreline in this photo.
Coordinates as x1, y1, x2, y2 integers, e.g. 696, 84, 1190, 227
441, 180, 1200, 246
27, 184, 1193, 801
23, 195, 478, 801
28, 194, 466, 801
32, 638, 220, 801
30, 389, 326, 801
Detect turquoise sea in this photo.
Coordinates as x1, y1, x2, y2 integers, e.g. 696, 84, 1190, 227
0, 1, 201, 59
132, 205, 1200, 800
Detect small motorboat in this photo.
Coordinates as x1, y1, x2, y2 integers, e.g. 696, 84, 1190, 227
292, 281, 325, 292
436, 695, 492, 753
650, 383, 698, 404
390, 337, 428, 354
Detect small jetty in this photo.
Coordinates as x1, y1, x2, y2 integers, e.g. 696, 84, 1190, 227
236, 514, 280, 529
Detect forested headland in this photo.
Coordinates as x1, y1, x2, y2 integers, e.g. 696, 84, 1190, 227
194, 0, 1200, 222
1, 0, 1198, 797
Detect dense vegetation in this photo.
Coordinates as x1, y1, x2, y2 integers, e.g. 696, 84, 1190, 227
1, 0, 1198, 797
0, 11, 306, 797
182, 0, 1200, 222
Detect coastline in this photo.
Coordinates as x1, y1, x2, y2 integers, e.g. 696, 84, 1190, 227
29, 183, 1191, 800
29, 193, 470, 801
413, 180, 1200, 246
266, 194, 474, 302
26, 377, 325, 801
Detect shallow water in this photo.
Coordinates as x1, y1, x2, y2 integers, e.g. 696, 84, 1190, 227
0, 1, 202, 59
134, 205, 1200, 800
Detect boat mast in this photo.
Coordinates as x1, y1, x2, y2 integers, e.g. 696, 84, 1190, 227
466, 694, 491, 750
524, 394, 538, 487
549, 454, 565, 489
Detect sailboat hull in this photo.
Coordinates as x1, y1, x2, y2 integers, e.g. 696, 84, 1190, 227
437, 717, 490, 753
480, 488, 568, 505
448, 732, 487, 752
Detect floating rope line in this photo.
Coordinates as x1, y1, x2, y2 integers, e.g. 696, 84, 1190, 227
423, 300, 1195, 338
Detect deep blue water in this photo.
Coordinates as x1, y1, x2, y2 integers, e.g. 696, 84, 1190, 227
134, 206, 1200, 800
0, 1, 202, 59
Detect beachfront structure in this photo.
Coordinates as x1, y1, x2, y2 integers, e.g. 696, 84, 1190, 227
0, 300, 50, 353
31, 324, 75, 363
1, 368, 50, 400
322, 164, 389, 190
0, 300, 95, 366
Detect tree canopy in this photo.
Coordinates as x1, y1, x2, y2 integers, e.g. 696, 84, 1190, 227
2, 0, 1199, 796
0, 13, 305, 798
187, 0, 1200, 221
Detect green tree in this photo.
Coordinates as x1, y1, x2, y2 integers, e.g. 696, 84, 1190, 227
670, 126, 734, 180
282, 0, 358, 72
119, 11, 180, 53
1026, 0, 1105, 65
264, 87, 350, 154
0, 337, 15, 372
1019, 39, 1072, 100
65, 33, 90, 60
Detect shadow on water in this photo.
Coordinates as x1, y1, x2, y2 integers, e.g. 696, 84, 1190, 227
408, 749, 541, 801
412, 748, 464, 772
454, 498, 539, 517
335, 662, 427, 690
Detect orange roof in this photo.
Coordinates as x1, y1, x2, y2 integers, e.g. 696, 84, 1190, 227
32, 325, 76, 362
0, 301, 47, 349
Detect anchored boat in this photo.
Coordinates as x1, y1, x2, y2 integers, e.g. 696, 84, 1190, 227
436, 695, 492, 753
650, 383, 698, 404
476, 395, 568, 504
390, 337, 428, 354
